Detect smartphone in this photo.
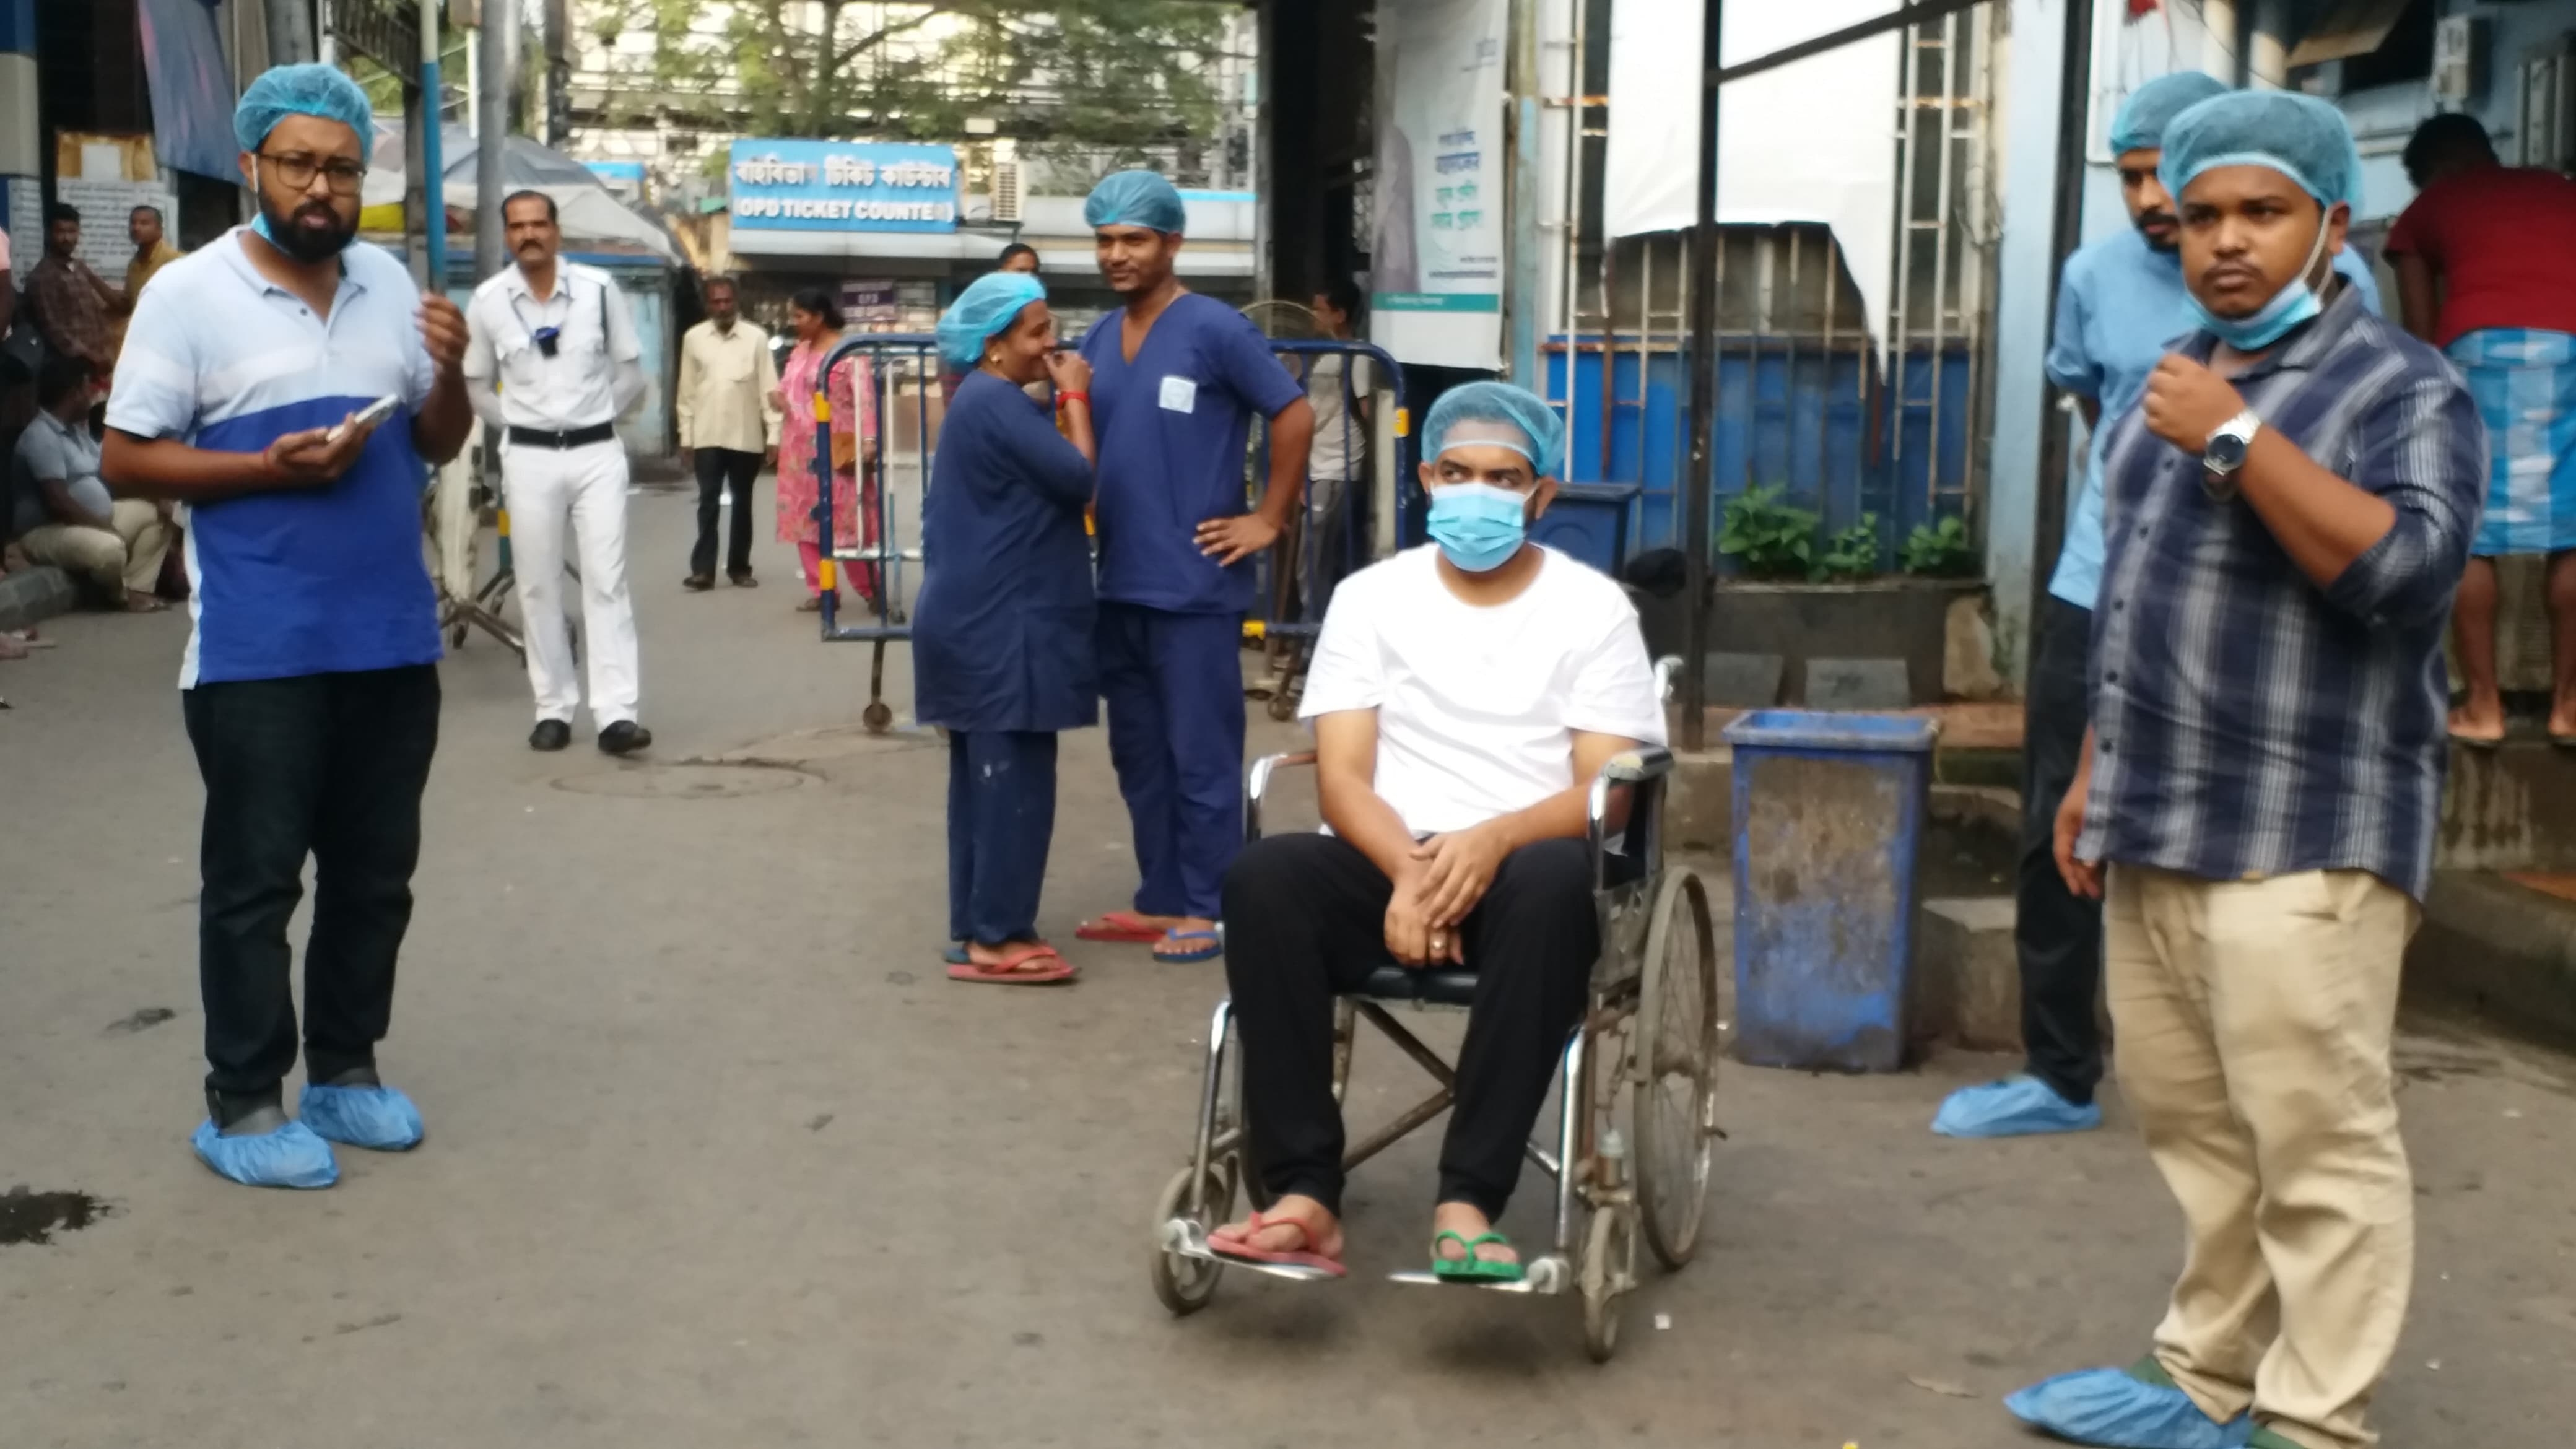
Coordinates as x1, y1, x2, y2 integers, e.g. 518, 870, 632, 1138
328, 394, 402, 443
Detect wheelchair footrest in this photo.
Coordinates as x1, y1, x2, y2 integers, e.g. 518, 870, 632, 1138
1160, 1217, 1342, 1283
1385, 1254, 1569, 1295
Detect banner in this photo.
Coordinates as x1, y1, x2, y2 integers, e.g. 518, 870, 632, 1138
728, 140, 959, 234
1370, 0, 1507, 370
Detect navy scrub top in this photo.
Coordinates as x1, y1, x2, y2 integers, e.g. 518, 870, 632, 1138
912, 369, 1100, 734
1077, 292, 1305, 615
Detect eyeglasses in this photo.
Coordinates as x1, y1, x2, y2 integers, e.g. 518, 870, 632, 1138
258, 152, 368, 196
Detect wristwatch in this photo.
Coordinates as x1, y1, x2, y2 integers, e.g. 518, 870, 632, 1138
2201, 409, 2260, 502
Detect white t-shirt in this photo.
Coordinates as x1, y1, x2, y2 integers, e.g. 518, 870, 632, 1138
1305, 353, 1372, 482
1299, 545, 1668, 837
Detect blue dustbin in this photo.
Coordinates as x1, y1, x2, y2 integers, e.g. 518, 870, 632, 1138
1723, 710, 1941, 1073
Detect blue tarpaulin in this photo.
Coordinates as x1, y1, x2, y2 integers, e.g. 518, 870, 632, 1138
136, 0, 238, 181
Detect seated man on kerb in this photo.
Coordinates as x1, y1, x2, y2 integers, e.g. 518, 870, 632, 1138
1208, 381, 1667, 1282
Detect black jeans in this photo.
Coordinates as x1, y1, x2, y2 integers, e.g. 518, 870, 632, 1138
2019, 597, 2105, 1103
1220, 832, 1598, 1221
690, 446, 763, 579
182, 666, 440, 1109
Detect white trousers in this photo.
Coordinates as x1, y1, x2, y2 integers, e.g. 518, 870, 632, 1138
504, 440, 640, 727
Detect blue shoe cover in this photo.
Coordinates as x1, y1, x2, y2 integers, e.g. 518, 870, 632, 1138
2004, 1364, 2253, 1449
1932, 1075, 2102, 1138
191, 1117, 339, 1189
298, 1082, 425, 1151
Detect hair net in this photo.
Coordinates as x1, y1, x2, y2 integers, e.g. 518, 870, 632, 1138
936, 271, 1048, 372
2105, 72, 2230, 155
234, 63, 375, 154
1083, 170, 1188, 234
2159, 90, 2364, 211
1422, 381, 1565, 478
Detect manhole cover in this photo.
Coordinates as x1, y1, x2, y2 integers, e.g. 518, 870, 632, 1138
716, 724, 939, 764
552, 763, 814, 799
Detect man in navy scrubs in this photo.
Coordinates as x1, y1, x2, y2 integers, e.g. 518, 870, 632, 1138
1074, 170, 1315, 961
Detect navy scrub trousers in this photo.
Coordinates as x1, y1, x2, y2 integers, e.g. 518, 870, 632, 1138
1095, 603, 1247, 923
947, 730, 1061, 946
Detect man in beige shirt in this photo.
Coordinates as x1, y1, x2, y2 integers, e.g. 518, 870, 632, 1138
677, 275, 781, 589
115, 204, 186, 360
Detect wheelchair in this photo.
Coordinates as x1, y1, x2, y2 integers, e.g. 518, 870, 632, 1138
1148, 735, 1721, 1361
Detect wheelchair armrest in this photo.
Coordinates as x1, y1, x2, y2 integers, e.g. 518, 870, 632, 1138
1245, 751, 1318, 842
1596, 746, 1676, 786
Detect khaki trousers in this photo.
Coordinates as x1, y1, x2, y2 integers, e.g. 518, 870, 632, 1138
2105, 865, 2419, 1449
19, 498, 173, 596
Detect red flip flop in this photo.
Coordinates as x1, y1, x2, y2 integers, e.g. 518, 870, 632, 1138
1075, 910, 1165, 944
1205, 1209, 1347, 1277
946, 945, 1077, 986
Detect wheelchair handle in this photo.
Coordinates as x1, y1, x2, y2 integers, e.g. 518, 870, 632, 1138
1245, 751, 1318, 842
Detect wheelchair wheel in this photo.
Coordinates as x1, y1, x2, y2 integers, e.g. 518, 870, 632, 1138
1632, 867, 1719, 1270
1150, 1162, 1236, 1316
1579, 1204, 1634, 1363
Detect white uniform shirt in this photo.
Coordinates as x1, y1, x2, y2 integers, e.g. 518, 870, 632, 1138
1298, 544, 1667, 837
463, 261, 641, 430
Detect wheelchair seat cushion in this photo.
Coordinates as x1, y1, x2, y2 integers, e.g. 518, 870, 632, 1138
1355, 964, 1481, 1008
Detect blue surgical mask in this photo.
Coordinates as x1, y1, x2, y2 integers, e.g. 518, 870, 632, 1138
1427, 481, 1530, 573
2188, 211, 2332, 350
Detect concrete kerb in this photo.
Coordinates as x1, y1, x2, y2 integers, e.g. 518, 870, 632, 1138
2408, 872, 2576, 1053
0, 565, 77, 633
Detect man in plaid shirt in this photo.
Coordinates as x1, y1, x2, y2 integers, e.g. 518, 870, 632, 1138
2008, 94, 2485, 1449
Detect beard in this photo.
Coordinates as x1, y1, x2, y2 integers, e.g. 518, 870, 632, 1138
2136, 211, 2179, 252
261, 196, 356, 263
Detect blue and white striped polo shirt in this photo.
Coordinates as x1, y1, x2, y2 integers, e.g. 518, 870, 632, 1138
106, 228, 440, 688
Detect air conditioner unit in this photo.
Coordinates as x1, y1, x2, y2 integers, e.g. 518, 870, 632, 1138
2523, 35, 2576, 173
991, 158, 1023, 223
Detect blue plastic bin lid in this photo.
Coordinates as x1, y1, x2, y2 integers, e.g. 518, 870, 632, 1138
1721, 709, 1941, 753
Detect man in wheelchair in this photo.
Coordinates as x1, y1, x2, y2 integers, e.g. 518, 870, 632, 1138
1207, 382, 1667, 1282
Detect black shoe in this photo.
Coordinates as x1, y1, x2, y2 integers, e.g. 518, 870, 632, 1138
728, 570, 759, 588
598, 720, 653, 755
529, 719, 572, 752
682, 572, 715, 592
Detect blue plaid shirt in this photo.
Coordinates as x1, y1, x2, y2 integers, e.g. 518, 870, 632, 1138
2079, 282, 2488, 902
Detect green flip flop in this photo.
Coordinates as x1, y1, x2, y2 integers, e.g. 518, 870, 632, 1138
1430, 1229, 1525, 1284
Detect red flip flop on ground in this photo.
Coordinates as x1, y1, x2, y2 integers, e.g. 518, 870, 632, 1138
1205, 1209, 1348, 1277
946, 945, 1076, 986
1075, 910, 1165, 944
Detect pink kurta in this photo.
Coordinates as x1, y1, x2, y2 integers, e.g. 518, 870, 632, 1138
777, 342, 877, 550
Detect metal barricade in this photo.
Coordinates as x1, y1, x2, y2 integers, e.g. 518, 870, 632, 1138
1251, 339, 1412, 720
806, 333, 942, 731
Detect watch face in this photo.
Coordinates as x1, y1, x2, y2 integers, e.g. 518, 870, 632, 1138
2206, 433, 2249, 471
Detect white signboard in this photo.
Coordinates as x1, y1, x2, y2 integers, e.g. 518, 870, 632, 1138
1370, 0, 1508, 370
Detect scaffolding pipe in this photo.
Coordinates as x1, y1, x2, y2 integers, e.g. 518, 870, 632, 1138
474, 0, 512, 285
1680, 0, 1725, 752
2026, 0, 2096, 656
420, 0, 447, 290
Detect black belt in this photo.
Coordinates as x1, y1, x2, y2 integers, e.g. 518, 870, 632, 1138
507, 422, 618, 450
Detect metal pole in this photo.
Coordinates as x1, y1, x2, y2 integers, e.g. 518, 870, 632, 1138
266, 0, 315, 68
1508, 0, 1544, 389
474, 0, 511, 284
1679, 0, 1723, 752
2026, 0, 2095, 653
420, 0, 447, 292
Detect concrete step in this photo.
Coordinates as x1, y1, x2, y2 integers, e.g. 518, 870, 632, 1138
2408, 872, 2576, 1053
0, 565, 77, 633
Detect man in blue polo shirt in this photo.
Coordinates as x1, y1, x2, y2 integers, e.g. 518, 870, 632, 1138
1931, 72, 2384, 1141
1073, 171, 1314, 961
100, 65, 474, 1190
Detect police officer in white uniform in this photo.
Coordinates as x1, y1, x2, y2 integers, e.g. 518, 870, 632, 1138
464, 189, 652, 754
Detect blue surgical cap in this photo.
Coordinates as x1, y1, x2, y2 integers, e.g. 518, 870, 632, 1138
1422, 381, 1565, 478
936, 271, 1048, 373
234, 63, 374, 154
2159, 90, 2364, 211
1084, 170, 1188, 234
2105, 72, 2230, 155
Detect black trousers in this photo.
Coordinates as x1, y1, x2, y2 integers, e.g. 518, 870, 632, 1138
946, 729, 1058, 946
2018, 597, 2105, 1103
1220, 832, 1598, 1221
182, 666, 440, 1107
690, 446, 763, 578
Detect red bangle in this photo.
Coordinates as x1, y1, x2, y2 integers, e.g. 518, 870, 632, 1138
1059, 391, 1090, 406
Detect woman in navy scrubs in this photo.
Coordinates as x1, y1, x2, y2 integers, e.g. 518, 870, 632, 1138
916, 272, 1099, 984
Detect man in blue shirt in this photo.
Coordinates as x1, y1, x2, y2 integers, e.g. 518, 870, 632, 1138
1073, 171, 1314, 960
101, 66, 474, 1190
1933, 74, 2383, 1140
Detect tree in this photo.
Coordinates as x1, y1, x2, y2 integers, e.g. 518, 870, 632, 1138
589, 0, 1235, 177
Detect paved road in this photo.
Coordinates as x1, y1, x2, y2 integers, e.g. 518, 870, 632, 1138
2, 491, 2572, 1447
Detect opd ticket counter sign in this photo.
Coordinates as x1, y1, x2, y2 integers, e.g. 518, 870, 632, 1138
729, 140, 959, 233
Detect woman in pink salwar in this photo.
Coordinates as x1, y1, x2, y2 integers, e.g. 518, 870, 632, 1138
772, 287, 879, 609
